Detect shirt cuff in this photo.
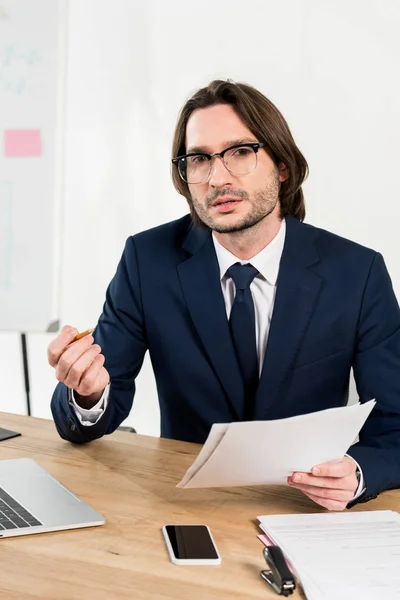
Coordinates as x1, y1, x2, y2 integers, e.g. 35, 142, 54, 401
69, 384, 110, 426
345, 453, 366, 500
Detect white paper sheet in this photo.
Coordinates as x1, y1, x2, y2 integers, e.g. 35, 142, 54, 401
258, 510, 400, 600
177, 423, 229, 487
177, 400, 375, 488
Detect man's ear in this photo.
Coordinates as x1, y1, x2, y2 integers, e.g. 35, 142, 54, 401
278, 162, 288, 183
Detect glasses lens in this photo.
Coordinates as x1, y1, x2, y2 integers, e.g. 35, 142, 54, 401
179, 155, 210, 184
224, 146, 257, 176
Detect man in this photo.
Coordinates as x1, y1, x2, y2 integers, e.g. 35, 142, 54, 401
49, 79, 400, 511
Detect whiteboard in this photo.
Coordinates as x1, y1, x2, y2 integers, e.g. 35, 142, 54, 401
0, 0, 66, 331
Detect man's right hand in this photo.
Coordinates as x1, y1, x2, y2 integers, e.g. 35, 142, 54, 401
47, 325, 110, 409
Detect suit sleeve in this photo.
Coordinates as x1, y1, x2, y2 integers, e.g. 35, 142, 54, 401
51, 236, 148, 443
347, 252, 400, 501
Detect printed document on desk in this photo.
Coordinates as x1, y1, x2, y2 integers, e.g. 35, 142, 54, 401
257, 510, 400, 600
177, 400, 375, 489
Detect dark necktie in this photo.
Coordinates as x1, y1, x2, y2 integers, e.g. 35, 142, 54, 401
226, 262, 259, 419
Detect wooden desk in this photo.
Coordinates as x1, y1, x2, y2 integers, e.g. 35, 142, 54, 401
0, 413, 398, 600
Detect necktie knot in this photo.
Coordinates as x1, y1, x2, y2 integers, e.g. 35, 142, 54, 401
226, 262, 259, 290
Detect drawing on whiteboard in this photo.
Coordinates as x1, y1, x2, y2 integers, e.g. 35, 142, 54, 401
1, 45, 42, 67
0, 45, 42, 95
0, 181, 13, 288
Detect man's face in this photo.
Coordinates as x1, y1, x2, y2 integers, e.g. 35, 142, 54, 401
185, 104, 286, 233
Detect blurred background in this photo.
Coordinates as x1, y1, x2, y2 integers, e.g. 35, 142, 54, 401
0, 0, 399, 436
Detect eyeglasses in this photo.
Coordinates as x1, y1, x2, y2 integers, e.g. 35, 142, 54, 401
172, 142, 266, 184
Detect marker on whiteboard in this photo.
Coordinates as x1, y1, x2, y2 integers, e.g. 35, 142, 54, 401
73, 328, 94, 341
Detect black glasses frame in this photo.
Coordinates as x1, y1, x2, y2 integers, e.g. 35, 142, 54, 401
172, 142, 266, 183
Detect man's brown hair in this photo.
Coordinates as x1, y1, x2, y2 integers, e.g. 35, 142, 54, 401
171, 79, 308, 226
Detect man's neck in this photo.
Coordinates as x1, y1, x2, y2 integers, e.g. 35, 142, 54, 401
213, 209, 283, 261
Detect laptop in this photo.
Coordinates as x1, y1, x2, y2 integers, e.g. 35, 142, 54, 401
0, 458, 105, 538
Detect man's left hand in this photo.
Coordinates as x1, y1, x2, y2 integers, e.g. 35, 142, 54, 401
287, 456, 358, 511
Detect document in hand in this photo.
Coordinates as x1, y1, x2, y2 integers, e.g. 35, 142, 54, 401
176, 401, 375, 489
257, 510, 400, 600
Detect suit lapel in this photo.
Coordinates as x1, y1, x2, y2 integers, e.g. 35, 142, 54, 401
178, 224, 244, 420
254, 217, 324, 419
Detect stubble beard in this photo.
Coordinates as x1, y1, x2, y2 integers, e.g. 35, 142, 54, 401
191, 175, 281, 234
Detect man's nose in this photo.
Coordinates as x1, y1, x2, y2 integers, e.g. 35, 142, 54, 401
209, 156, 233, 188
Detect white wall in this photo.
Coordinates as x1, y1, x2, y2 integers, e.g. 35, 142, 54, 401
1, 0, 399, 435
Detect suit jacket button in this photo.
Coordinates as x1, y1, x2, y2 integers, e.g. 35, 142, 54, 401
360, 494, 378, 503
68, 418, 76, 431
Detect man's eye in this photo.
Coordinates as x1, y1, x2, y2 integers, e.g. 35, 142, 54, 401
190, 155, 209, 164
233, 147, 252, 157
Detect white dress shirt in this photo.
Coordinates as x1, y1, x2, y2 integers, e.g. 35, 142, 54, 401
70, 218, 364, 499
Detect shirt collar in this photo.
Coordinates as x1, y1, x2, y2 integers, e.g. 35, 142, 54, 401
212, 218, 286, 286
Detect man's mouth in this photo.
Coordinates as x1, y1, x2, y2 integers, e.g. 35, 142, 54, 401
212, 197, 242, 207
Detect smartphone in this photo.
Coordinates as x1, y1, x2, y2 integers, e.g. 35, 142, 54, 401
0, 427, 21, 442
162, 524, 221, 565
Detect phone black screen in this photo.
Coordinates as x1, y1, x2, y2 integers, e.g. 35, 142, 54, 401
165, 525, 218, 560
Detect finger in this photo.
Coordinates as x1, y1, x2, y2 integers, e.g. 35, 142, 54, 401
310, 458, 355, 478
75, 354, 108, 397
57, 342, 100, 388
54, 335, 95, 381
47, 325, 78, 367
301, 490, 348, 511
288, 472, 357, 491
62, 344, 101, 389
289, 482, 355, 503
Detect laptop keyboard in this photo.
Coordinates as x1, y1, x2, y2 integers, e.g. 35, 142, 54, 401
0, 486, 42, 530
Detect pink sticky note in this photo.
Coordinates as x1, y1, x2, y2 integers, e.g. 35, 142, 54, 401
4, 129, 42, 157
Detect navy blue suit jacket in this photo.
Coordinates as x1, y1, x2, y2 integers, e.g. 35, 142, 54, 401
51, 215, 400, 502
